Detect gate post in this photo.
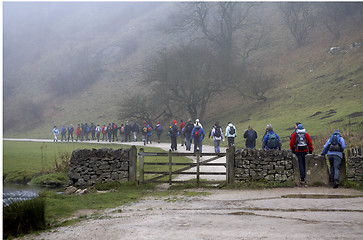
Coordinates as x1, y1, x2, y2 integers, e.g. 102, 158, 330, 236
139, 148, 144, 183
169, 149, 172, 185
129, 145, 137, 182
226, 146, 235, 183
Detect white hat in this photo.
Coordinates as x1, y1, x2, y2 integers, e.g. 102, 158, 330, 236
196, 119, 200, 122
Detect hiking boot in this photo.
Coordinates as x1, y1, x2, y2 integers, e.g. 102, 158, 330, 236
333, 181, 339, 188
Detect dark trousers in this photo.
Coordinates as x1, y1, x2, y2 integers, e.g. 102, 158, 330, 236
68, 132, 73, 142
328, 155, 342, 183
296, 152, 307, 181
194, 139, 203, 154
91, 132, 96, 140
228, 137, 235, 147
96, 133, 100, 142
170, 137, 177, 150
61, 133, 66, 141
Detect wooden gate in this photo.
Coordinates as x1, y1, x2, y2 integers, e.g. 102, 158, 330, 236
138, 148, 235, 186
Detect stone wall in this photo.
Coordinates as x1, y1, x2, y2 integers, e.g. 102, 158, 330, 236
346, 148, 363, 182
234, 148, 300, 184
68, 147, 137, 187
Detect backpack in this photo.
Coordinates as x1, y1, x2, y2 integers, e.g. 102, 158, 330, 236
68, 126, 74, 132
148, 127, 152, 133
329, 133, 342, 152
214, 127, 221, 137
295, 130, 308, 150
194, 126, 201, 139
120, 126, 125, 133
247, 130, 256, 140
143, 126, 148, 134
169, 125, 177, 136
86, 126, 90, 133
229, 126, 235, 135
267, 133, 279, 149
185, 122, 194, 134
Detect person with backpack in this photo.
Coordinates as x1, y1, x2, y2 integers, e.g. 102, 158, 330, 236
60, 125, 67, 141
102, 123, 107, 141
119, 123, 125, 142
263, 124, 281, 150
132, 122, 139, 142
155, 122, 163, 143
76, 124, 82, 141
210, 121, 224, 153
179, 120, 186, 147
67, 124, 74, 142
90, 122, 96, 141
321, 130, 346, 188
125, 121, 132, 142
183, 118, 194, 151
95, 124, 101, 142
146, 124, 153, 144
107, 123, 113, 142
169, 120, 179, 151
225, 122, 237, 147
141, 122, 148, 145
190, 122, 205, 155
244, 125, 258, 149
52, 126, 59, 143
112, 122, 118, 142
290, 124, 313, 185
84, 123, 90, 141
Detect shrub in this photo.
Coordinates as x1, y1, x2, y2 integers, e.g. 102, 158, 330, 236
3, 197, 46, 239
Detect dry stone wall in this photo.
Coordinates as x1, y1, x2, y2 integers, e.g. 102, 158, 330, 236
234, 148, 300, 183
68, 148, 134, 187
347, 148, 363, 182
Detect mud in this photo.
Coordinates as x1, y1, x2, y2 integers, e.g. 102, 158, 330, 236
17, 187, 363, 240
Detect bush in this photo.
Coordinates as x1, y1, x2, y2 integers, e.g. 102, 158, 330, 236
4, 197, 46, 239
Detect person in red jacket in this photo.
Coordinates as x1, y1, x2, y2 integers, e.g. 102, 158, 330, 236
290, 123, 313, 185
76, 124, 82, 141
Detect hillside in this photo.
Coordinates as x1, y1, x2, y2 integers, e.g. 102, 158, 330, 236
3, 2, 363, 150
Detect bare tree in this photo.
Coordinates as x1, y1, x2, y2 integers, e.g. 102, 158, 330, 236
279, 2, 316, 46
141, 44, 222, 121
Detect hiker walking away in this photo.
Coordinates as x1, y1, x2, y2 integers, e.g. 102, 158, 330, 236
67, 124, 74, 142
107, 123, 113, 142
132, 122, 139, 141
141, 123, 148, 145
90, 122, 96, 141
321, 130, 346, 188
146, 124, 153, 144
225, 122, 237, 147
80, 123, 85, 141
290, 124, 313, 185
84, 123, 91, 141
169, 120, 179, 151
102, 124, 107, 141
155, 122, 163, 143
263, 124, 281, 150
125, 121, 132, 142
119, 123, 125, 142
190, 122, 205, 155
95, 124, 101, 142
244, 125, 258, 149
179, 120, 186, 146
52, 126, 59, 142
76, 124, 82, 141
112, 122, 118, 142
60, 125, 67, 141
183, 118, 194, 151
211, 121, 224, 153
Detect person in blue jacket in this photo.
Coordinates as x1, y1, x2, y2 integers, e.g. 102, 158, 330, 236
190, 122, 205, 155
321, 130, 346, 188
146, 124, 153, 144
262, 124, 281, 150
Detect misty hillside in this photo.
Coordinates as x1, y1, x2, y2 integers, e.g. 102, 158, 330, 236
3, 2, 363, 145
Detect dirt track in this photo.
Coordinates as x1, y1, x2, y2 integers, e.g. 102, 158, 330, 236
18, 187, 363, 240
6, 139, 363, 239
